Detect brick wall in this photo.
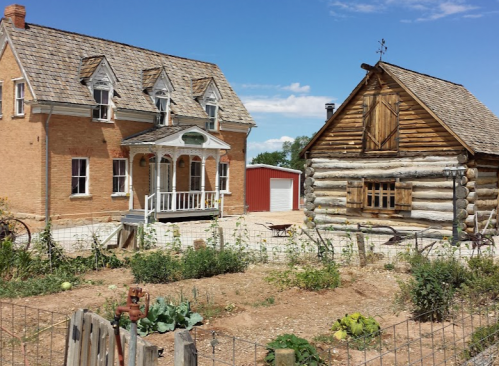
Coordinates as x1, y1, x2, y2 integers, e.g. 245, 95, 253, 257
0, 44, 45, 218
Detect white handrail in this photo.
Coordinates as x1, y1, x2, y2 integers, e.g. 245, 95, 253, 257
144, 193, 156, 224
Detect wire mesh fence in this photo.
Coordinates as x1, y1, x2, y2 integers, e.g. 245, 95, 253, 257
30, 219, 498, 267
185, 301, 499, 366
0, 301, 69, 366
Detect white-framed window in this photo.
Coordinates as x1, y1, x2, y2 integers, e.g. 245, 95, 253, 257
15, 81, 24, 116
92, 86, 110, 121
219, 163, 229, 192
190, 160, 201, 191
71, 158, 89, 195
155, 90, 169, 126
205, 104, 217, 131
112, 159, 127, 194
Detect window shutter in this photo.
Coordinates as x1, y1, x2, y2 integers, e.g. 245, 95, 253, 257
395, 182, 412, 211
346, 181, 363, 209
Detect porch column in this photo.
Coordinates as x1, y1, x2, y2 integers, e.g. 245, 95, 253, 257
128, 152, 136, 210
172, 150, 177, 211
215, 153, 220, 209
201, 156, 206, 210
155, 151, 161, 214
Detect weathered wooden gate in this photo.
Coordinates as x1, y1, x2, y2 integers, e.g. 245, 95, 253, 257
65, 309, 157, 366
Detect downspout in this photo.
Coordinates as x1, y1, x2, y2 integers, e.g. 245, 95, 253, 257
45, 106, 54, 224
243, 126, 253, 214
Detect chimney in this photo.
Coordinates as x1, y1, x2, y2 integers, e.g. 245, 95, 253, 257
325, 103, 335, 121
4, 4, 26, 29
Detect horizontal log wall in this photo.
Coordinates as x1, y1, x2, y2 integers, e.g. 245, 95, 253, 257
309, 73, 463, 158
304, 155, 498, 237
463, 158, 499, 233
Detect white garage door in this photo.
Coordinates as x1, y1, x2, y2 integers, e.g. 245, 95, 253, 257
270, 179, 293, 212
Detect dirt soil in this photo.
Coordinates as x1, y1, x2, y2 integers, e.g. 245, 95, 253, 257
9, 261, 412, 364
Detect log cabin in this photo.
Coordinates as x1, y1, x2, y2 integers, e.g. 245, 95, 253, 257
300, 61, 499, 238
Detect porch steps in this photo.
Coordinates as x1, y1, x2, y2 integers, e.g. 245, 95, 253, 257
121, 210, 146, 224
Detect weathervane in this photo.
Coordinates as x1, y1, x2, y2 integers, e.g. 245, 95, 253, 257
376, 39, 387, 61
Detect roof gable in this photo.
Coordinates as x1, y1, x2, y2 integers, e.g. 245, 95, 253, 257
2, 20, 254, 126
301, 61, 499, 157
142, 66, 174, 93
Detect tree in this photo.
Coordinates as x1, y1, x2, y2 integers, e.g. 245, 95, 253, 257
250, 151, 288, 167
282, 135, 310, 171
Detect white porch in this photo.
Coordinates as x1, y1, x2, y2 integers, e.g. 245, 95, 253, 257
123, 126, 230, 223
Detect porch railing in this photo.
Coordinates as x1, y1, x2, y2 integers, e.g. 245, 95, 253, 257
144, 191, 220, 219
144, 193, 156, 224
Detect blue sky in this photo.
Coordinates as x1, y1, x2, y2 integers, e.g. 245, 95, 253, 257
9, 0, 499, 161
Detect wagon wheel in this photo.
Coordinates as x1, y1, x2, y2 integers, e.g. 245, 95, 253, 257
0, 219, 31, 251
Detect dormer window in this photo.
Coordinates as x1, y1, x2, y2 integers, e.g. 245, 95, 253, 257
205, 103, 217, 131
192, 77, 222, 132
80, 56, 118, 123
93, 85, 110, 121
142, 67, 174, 126
154, 90, 169, 126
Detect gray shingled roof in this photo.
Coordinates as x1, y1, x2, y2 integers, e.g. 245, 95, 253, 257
3, 19, 255, 126
380, 62, 499, 155
123, 125, 193, 144
191, 77, 213, 98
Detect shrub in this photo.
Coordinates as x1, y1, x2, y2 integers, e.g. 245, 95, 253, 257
408, 258, 469, 321
266, 264, 340, 291
464, 321, 499, 359
0, 269, 79, 298
294, 264, 340, 291
265, 334, 324, 365
331, 313, 380, 341
182, 247, 248, 279
130, 251, 182, 284
461, 256, 499, 304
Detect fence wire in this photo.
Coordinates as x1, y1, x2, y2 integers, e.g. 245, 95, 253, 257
0, 301, 69, 366
30, 220, 497, 266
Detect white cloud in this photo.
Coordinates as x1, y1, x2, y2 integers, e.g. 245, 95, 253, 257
242, 95, 333, 118
238, 82, 311, 94
248, 136, 295, 152
329, 0, 484, 21
282, 82, 311, 93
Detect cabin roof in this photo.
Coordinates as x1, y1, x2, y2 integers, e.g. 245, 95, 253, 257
302, 61, 499, 157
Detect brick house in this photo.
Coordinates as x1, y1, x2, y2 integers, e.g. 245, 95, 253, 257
0, 4, 255, 224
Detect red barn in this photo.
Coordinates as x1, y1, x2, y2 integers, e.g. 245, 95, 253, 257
246, 164, 302, 212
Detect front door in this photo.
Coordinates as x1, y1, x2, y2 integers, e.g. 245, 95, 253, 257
150, 158, 171, 210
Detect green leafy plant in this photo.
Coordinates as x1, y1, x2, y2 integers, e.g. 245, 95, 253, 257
408, 258, 469, 321
138, 224, 157, 250
182, 247, 249, 279
265, 333, 324, 365
463, 321, 499, 359
129, 298, 203, 337
266, 264, 340, 291
331, 313, 380, 341
461, 255, 499, 304
129, 250, 182, 284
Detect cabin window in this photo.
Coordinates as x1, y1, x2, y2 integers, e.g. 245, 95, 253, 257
363, 93, 399, 153
112, 159, 127, 194
71, 158, 89, 195
190, 161, 201, 191
219, 163, 229, 192
364, 181, 395, 210
346, 180, 412, 212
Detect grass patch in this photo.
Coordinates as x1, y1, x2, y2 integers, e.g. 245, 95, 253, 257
266, 264, 340, 291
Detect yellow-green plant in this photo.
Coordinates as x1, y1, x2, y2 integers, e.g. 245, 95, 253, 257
331, 313, 380, 341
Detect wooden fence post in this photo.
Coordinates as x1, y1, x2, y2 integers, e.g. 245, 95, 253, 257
218, 227, 224, 251
356, 232, 367, 267
174, 329, 197, 366
275, 349, 295, 366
